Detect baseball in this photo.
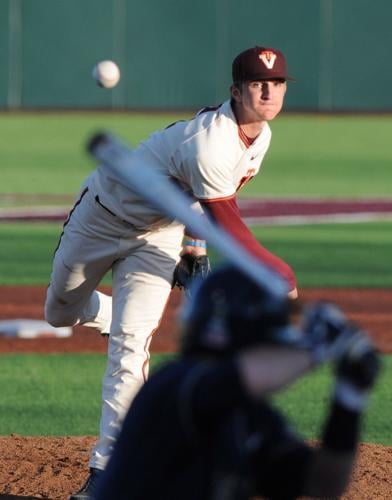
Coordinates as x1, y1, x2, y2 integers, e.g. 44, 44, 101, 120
92, 60, 121, 88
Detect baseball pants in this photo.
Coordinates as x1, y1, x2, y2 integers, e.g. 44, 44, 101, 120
44, 187, 184, 469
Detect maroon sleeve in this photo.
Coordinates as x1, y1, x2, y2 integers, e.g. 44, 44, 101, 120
201, 196, 296, 290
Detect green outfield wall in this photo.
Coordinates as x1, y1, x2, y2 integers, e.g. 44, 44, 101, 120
1, 0, 391, 111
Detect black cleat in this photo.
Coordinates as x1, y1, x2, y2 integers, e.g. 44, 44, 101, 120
69, 467, 102, 499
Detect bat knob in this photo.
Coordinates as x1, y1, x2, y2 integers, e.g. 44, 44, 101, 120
87, 132, 111, 155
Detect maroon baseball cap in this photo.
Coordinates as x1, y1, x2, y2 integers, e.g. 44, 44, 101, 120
232, 46, 294, 82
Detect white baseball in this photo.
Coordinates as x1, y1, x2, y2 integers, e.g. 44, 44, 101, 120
92, 60, 121, 88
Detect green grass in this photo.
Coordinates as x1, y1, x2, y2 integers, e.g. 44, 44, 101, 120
274, 358, 392, 445
1, 221, 391, 286
251, 222, 392, 287
1, 112, 391, 288
203, 221, 392, 288
0, 223, 63, 285
247, 114, 392, 197
0, 353, 170, 435
0, 113, 391, 197
0, 112, 390, 444
0, 112, 190, 196
1, 352, 390, 444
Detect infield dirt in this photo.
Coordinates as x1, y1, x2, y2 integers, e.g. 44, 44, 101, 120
0, 286, 391, 499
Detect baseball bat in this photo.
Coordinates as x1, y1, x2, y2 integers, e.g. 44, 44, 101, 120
87, 133, 288, 297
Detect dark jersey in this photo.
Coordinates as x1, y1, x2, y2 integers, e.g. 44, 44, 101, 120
95, 358, 312, 500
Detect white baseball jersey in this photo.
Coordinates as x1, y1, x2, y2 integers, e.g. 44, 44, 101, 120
90, 99, 271, 229
45, 98, 294, 473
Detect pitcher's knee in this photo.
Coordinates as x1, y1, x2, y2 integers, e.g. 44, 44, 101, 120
44, 301, 78, 328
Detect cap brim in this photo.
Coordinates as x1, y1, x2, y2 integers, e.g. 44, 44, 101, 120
237, 73, 296, 83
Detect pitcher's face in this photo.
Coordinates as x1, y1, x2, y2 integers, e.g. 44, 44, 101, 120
232, 80, 287, 122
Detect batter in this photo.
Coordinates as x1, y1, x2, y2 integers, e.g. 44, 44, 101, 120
95, 266, 380, 500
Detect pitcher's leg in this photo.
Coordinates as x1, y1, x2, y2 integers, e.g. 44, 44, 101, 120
45, 279, 112, 334
90, 269, 174, 469
90, 223, 184, 470
44, 190, 118, 333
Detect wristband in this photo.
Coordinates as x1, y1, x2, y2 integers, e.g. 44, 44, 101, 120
184, 239, 207, 249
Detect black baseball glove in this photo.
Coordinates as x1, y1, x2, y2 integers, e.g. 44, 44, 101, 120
172, 254, 211, 296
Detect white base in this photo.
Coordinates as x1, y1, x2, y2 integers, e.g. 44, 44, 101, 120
0, 319, 72, 339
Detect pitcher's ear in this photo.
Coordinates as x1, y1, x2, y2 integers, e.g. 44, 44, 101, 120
230, 83, 242, 101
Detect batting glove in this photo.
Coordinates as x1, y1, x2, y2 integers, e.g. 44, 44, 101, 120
301, 301, 359, 365
333, 330, 381, 411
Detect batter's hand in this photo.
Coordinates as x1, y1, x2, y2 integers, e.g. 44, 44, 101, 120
301, 302, 358, 365
172, 254, 211, 296
336, 332, 380, 391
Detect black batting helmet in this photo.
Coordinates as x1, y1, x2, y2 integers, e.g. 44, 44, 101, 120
180, 265, 303, 356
